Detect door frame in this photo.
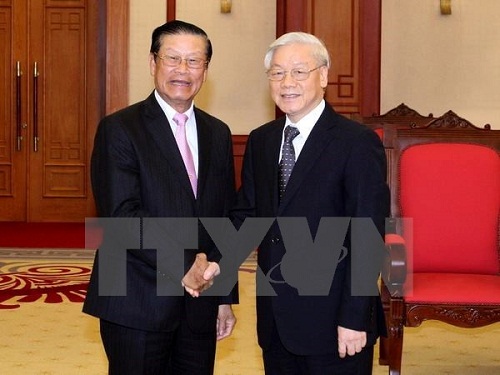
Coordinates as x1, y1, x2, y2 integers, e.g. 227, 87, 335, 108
105, 0, 129, 115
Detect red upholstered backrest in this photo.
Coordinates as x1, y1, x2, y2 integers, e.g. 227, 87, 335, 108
399, 143, 500, 274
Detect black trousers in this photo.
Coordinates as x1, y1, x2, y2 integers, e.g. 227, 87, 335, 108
100, 317, 216, 375
263, 326, 374, 375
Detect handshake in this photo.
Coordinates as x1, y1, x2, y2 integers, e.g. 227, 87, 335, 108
181, 253, 220, 298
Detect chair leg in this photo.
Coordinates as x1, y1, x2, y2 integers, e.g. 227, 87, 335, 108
387, 298, 405, 375
379, 280, 391, 366
378, 335, 389, 365
388, 326, 404, 375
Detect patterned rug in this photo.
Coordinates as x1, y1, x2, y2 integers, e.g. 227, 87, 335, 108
0, 249, 94, 309
0, 248, 257, 310
0, 249, 499, 374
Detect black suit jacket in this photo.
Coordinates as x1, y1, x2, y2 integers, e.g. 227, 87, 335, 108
231, 103, 389, 355
83, 92, 237, 333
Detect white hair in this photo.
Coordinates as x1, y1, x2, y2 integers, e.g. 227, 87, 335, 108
264, 32, 331, 70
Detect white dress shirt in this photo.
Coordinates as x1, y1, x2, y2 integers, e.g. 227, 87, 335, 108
279, 99, 325, 162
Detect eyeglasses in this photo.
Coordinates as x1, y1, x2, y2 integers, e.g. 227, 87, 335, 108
266, 66, 324, 81
154, 53, 208, 69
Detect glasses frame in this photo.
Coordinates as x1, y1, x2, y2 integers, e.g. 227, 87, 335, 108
266, 65, 325, 81
154, 53, 208, 69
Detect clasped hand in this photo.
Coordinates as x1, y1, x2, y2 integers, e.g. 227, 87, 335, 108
181, 253, 220, 297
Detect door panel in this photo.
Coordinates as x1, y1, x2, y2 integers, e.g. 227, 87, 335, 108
276, 0, 381, 117
29, 1, 90, 221
0, 0, 103, 222
0, 0, 27, 221
313, 0, 360, 113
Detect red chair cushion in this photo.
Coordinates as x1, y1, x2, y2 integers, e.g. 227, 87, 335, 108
385, 233, 405, 245
404, 273, 500, 304
399, 143, 500, 274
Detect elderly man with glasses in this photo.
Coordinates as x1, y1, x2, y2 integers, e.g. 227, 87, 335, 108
231, 32, 390, 375
84, 20, 237, 375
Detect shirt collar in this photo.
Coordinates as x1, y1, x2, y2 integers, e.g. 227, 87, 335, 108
285, 99, 325, 138
154, 90, 194, 122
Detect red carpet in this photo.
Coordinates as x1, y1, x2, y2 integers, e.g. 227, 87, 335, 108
0, 222, 102, 249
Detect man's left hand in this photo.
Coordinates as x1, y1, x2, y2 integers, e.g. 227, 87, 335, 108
337, 326, 367, 358
216, 304, 236, 340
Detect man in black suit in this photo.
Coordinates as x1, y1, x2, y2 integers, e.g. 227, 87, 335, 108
231, 32, 389, 374
83, 20, 237, 374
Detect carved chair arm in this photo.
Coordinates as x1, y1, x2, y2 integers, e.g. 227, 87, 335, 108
382, 233, 407, 297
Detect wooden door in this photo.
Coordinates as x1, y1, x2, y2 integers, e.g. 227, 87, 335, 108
0, 0, 25, 221
276, 0, 381, 117
0, 0, 103, 222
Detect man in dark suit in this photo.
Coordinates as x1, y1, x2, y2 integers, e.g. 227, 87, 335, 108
231, 32, 389, 374
83, 20, 237, 375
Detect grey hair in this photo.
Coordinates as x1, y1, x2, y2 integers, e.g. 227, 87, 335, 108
264, 32, 330, 70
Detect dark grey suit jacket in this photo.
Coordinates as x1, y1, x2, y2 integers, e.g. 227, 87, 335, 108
83, 92, 237, 333
231, 102, 389, 355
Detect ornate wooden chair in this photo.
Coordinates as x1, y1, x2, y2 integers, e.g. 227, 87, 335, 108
360, 102, 434, 128
356, 103, 434, 141
379, 111, 500, 374
355, 103, 436, 185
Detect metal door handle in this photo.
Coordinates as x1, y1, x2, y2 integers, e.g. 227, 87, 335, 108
16, 61, 23, 151
33, 62, 39, 152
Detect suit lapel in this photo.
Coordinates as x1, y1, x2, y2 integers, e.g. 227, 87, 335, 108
194, 108, 212, 200
278, 106, 338, 213
264, 120, 286, 213
142, 93, 196, 199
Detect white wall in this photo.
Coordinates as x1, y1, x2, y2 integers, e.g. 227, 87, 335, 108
129, 1, 500, 133
129, 0, 166, 104
381, 0, 500, 129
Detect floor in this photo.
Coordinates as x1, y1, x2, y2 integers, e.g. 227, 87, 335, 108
0, 248, 499, 374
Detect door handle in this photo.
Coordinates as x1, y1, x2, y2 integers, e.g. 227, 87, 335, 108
33, 62, 39, 152
15, 61, 23, 151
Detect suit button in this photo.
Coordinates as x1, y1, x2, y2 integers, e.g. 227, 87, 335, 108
271, 237, 281, 244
